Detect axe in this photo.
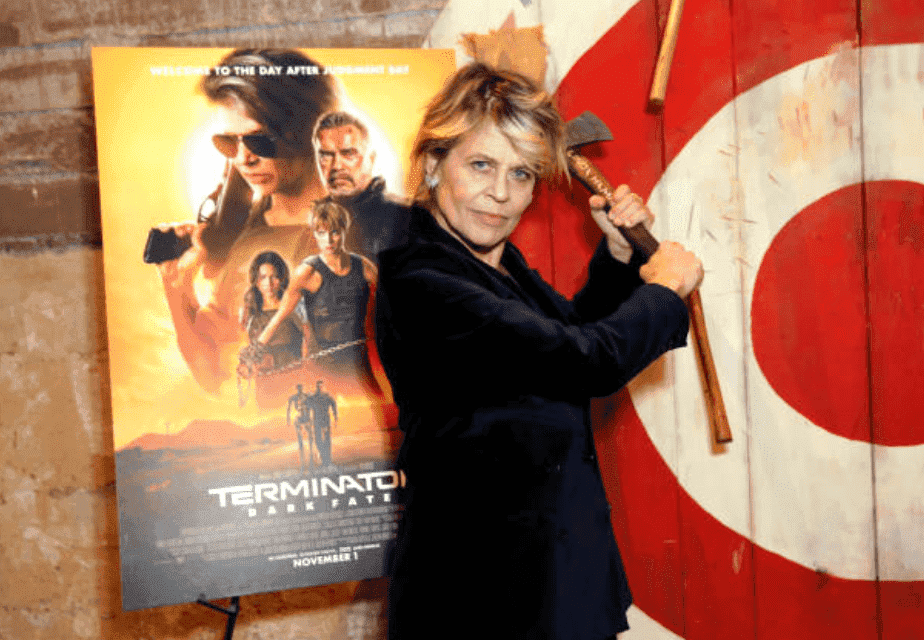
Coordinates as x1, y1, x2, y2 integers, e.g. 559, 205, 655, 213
565, 111, 733, 445
648, 0, 686, 111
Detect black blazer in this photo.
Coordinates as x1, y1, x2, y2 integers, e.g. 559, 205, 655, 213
376, 207, 689, 640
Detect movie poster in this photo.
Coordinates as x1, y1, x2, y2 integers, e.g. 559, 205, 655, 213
91, 47, 456, 611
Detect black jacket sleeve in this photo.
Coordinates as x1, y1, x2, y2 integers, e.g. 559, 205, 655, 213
377, 250, 689, 405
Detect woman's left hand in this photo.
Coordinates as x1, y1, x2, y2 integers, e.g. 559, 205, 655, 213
156, 222, 207, 289
589, 185, 654, 263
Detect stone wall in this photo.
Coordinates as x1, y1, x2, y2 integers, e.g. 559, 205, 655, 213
0, 2, 447, 637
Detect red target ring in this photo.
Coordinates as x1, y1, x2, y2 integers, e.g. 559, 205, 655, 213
510, 0, 924, 637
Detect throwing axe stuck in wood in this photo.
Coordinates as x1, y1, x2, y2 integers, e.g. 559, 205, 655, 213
648, 0, 686, 111
565, 110, 733, 445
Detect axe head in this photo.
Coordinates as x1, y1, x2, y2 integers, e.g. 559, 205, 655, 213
565, 111, 613, 150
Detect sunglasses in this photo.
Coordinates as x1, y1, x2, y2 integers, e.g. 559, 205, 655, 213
212, 132, 281, 159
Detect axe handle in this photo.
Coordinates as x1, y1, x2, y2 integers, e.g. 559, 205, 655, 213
649, 0, 686, 110
566, 148, 732, 444
687, 290, 733, 443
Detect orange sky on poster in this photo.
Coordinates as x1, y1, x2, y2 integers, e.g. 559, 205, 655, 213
91, 47, 456, 449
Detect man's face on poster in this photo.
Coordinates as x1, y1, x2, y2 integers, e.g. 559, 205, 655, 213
316, 125, 376, 197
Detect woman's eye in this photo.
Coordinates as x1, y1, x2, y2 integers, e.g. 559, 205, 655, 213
471, 160, 490, 171
512, 168, 534, 182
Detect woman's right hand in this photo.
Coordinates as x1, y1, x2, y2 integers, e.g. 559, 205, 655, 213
588, 189, 654, 264
157, 222, 207, 288
639, 240, 704, 299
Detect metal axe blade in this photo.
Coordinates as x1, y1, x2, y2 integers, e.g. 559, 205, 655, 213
565, 111, 613, 150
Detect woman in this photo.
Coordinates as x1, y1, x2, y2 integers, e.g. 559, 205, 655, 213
256, 199, 378, 385
158, 48, 340, 393
200, 48, 338, 229
375, 63, 703, 639
239, 251, 304, 371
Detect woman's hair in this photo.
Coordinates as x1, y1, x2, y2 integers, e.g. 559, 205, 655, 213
411, 62, 567, 205
244, 251, 290, 315
201, 48, 339, 154
310, 198, 351, 234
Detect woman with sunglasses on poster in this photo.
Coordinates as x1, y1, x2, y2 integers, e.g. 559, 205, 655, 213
157, 48, 340, 393
376, 63, 703, 639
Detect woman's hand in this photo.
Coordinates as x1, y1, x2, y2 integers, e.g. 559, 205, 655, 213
640, 240, 704, 298
588, 186, 654, 263
589, 187, 703, 297
156, 222, 207, 289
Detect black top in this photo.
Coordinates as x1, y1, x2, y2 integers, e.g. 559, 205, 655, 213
301, 253, 369, 350
376, 206, 689, 640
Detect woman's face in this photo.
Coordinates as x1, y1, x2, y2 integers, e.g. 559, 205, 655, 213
427, 121, 536, 267
313, 225, 344, 257
256, 263, 282, 300
213, 99, 310, 200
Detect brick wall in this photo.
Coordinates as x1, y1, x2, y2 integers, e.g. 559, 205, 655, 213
0, 2, 447, 637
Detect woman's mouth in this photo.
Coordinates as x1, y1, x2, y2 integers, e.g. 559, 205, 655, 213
474, 211, 506, 226
243, 173, 273, 186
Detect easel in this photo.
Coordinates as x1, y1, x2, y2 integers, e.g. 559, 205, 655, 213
197, 595, 241, 639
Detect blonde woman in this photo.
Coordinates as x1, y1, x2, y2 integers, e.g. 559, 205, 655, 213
377, 63, 703, 640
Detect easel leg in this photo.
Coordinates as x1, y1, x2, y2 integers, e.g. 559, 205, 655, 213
196, 595, 241, 640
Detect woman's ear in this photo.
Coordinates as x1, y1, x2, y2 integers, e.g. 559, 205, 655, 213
424, 153, 439, 184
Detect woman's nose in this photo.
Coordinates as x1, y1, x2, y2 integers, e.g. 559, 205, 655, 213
488, 173, 509, 201
236, 142, 258, 166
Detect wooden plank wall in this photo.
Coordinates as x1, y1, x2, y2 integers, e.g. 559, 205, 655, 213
0, 0, 448, 248
494, 0, 924, 637
0, 2, 448, 638
3, 0, 921, 636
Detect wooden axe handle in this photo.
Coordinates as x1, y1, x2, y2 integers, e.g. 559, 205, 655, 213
648, 0, 686, 110
566, 148, 732, 444
687, 290, 733, 443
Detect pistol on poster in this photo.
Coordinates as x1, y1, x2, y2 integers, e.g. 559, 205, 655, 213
143, 160, 253, 264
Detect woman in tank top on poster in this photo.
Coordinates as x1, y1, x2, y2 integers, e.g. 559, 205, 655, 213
255, 199, 378, 386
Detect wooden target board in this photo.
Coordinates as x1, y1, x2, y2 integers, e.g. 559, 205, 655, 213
428, 0, 924, 637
